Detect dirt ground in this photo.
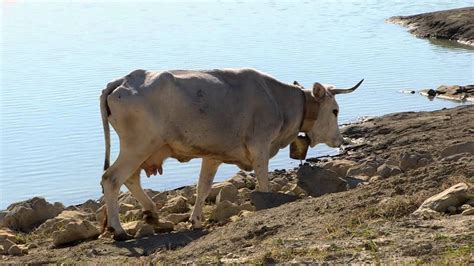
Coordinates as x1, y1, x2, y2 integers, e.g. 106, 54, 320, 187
3, 105, 473, 264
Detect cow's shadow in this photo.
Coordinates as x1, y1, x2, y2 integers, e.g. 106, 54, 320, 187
114, 229, 207, 256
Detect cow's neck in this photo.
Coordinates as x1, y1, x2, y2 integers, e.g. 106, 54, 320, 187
300, 90, 319, 133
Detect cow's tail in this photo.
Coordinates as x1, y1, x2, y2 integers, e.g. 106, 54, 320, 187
100, 78, 123, 171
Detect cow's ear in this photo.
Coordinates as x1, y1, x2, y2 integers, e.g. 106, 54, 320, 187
312, 82, 326, 100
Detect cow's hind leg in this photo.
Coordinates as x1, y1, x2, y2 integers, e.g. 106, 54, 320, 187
101, 152, 145, 241
190, 158, 221, 228
124, 171, 159, 225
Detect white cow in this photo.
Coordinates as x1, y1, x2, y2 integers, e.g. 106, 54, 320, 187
99, 68, 362, 240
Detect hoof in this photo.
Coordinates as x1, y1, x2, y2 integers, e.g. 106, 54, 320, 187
142, 210, 159, 226
113, 232, 133, 241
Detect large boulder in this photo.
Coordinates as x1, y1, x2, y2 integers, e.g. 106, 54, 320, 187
250, 192, 299, 211
297, 166, 348, 197
2, 197, 64, 232
52, 220, 100, 246
440, 141, 474, 158
399, 151, 433, 171
414, 183, 472, 215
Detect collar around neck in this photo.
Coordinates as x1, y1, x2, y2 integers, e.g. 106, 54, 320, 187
300, 89, 319, 133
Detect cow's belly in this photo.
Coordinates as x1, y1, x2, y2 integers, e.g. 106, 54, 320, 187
140, 142, 253, 176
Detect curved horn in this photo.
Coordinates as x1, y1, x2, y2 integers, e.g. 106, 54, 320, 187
330, 79, 364, 95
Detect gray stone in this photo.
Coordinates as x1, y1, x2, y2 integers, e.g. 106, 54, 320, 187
399, 151, 433, 171
377, 164, 402, 178
250, 192, 299, 211
414, 183, 470, 214
135, 224, 155, 238
36, 210, 94, 235
440, 141, 474, 158
227, 174, 247, 189
297, 166, 348, 197
2, 197, 64, 232
347, 163, 376, 178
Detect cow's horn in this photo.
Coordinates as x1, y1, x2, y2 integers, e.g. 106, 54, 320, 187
330, 79, 364, 95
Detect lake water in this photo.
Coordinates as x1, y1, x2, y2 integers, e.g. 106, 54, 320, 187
1, 0, 473, 209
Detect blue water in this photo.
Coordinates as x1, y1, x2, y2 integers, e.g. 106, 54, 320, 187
1, 0, 473, 209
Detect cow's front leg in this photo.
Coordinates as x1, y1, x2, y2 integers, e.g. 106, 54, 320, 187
190, 158, 220, 229
124, 170, 158, 225
251, 149, 270, 192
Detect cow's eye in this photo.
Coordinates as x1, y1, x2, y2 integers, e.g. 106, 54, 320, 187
333, 109, 338, 116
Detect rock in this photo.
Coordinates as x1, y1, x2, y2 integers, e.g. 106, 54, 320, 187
467, 198, 474, 206
179, 186, 196, 205
347, 161, 378, 178
154, 220, 174, 233
165, 213, 190, 224
447, 206, 457, 214
123, 221, 143, 236
227, 173, 248, 189
27, 243, 38, 249
414, 183, 470, 214
95, 206, 106, 224
323, 159, 357, 177
376, 164, 402, 178
161, 196, 189, 214
239, 188, 252, 201
0, 211, 7, 223
270, 181, 283, 193
79, 200, 101, 213
210, 201, 241, 222
152, 192, 169, 208
297, 166, 348, 197
135, 224, 155, 238
2, 239, 16, 252
290, 184, 307, 197
239, 202, 255, 212
118, 192, 139, 207
208, 182, 238, 202
2, 197, 64, 232
174, 222, 190, 231
461, 208, 474, 215
0, 228, 17, 244
343, 176, 366, 189
8, 245, 22, 256
399, 151, 433, 171
52, 220, 99, 247
427, 89, 437, 97
119, 203, 136, 214
216, 184, 239, 204
249, 192, 299, 211
123, 209, 142, 222
436, 85, 462, 95
441, 153, 471, 162
440, 141, 474, 158
272, 177, 289, 186
369, 175, 382, 182
458, 204, 471, 212
36, 210, 94, 235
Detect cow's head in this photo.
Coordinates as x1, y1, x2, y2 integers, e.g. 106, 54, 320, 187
305, 79, 363, 148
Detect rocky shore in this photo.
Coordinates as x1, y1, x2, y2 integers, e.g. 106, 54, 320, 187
387, 7, 474, 47
1, 105, 473, 264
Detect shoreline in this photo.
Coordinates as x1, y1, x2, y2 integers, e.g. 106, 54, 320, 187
1, 105, 473, 263
387, 7, 474, 47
